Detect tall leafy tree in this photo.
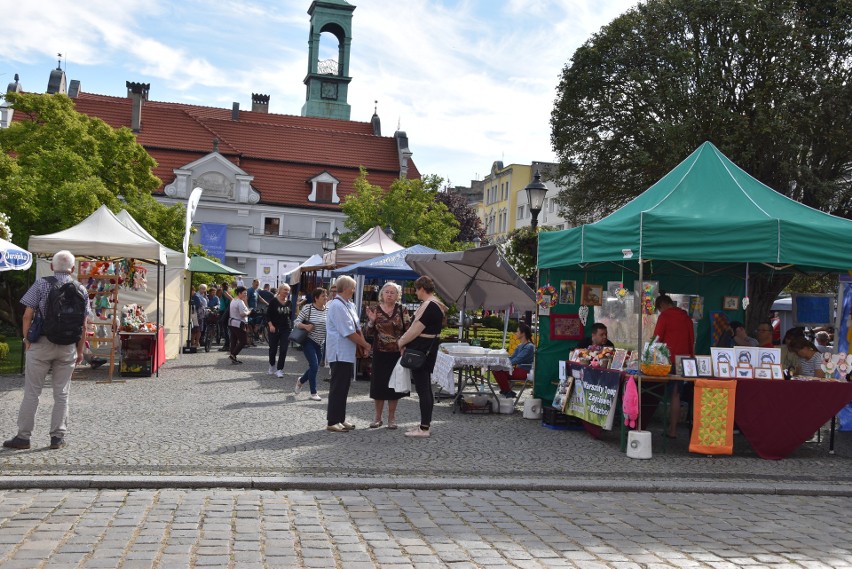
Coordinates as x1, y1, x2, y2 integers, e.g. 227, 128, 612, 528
435, 189, 485, 245
551, 0, 852, 224
550, 0, 852, 331
340, 169, 460, 251
0, 92, 187, 327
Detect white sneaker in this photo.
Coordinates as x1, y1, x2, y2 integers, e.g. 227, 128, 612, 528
404, 427, 430, 438
294, 380, 303, 394
310, 393, 321, 401
275, 369, 284, 378
267, 365, 276, 375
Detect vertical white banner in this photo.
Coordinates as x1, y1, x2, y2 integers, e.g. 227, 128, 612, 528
183, 187, 204, 268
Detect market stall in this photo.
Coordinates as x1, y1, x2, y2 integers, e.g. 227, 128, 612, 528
536, 142, 852, 455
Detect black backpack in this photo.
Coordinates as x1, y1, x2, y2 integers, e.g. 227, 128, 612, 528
41, 276, 87, 345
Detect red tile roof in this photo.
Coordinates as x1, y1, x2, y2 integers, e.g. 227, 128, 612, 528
69, 93, 419, 208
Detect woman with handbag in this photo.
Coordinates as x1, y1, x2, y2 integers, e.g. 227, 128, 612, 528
397, 275, 446, 438
228, 286, 251, 364
292, 287, 328, 400
365, 282, 410, 429
266, 283, 293, 378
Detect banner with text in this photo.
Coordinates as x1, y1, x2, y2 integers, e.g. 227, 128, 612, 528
199, 223, 227, 262
566, 364, 621, 430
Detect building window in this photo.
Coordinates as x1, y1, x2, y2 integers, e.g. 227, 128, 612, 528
316, 182, 333, 203
264, 217, 280, 235
517, 205, 524, 220
315, 221, 331, 239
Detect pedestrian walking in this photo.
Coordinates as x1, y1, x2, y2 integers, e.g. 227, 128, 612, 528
228, 286, 250, 364
293, 287, 328, 400
266, 283, 293, 378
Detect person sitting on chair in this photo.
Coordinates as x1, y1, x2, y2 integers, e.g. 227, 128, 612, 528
576, 323, 615, 349
492, 323, 535, 399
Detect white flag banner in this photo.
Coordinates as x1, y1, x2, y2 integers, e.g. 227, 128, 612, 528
183, 187, 203, 268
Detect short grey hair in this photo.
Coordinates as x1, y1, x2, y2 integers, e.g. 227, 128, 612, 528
198, 284, 207, 293
379, 281, 402, 303
51, 250, 75, 273
335, 275, 356, 293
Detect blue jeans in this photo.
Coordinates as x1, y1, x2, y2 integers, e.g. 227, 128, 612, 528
299, 338, 322, 394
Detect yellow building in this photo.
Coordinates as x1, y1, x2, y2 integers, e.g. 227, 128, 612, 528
477, 161, 568, 243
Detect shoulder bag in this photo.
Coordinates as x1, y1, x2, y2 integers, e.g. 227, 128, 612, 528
289, 305, 311, 345
399, 300, 437, 370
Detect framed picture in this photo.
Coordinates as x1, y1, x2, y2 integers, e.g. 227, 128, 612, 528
723, 296, 740, 310
559, 280, 576, 305
682, 357, 698, 378
757, 348, 781, 367
735, 365, 754, 379
734, 347, 759, 368
550, 314, 584, 340
539, 296, 551, 316
717, 362, 732, 378
695, 355, 713, 377
674, 355, 686, 376
770, 363, 784, 380
710, 347, 735, 377
581, 284, 603, 307
754, 367, 773, 380
610, 348, 628, 371
552, 376, 574, 412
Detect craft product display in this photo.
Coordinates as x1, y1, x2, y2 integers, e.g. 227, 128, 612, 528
640, 337, 671, 376
120, 304, 156, 333
536, 284, 557, 307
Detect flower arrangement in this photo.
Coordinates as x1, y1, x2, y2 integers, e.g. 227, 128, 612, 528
640, 336, 671, 376
536, 284, 557, 307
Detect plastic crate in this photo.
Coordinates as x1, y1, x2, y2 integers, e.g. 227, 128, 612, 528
459, 399, 494, 414
542, 407, 584, 430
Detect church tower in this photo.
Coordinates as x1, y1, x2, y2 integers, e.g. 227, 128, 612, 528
301, 0, 355, 120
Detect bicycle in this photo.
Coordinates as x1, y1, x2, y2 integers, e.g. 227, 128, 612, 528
201, 309, 220, 352
249, 310, 268, 346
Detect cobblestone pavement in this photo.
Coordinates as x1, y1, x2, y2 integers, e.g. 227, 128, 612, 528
0, 488, 850, 568
0, 347, 850, 489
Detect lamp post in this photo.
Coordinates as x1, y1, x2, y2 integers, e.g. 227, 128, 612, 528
384, 225, 395, 241
525, 170, 548, 231
331, 227, 340, 249
473, 236, 482, 248
321, 232, 332, 252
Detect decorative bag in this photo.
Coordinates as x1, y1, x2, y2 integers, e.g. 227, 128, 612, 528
27, 313, 43, 342
290, 305, 312, 345
389, 360, 411, 393
400, 348, 429, 370
289, 326, 308, 345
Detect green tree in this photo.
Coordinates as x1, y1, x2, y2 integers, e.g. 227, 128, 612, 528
435, 189, 485, 245
551, 0, 852, 225
340, 169, 460, 251
0, 92, 188, 327
550, 0, 852, 333
501, 226, 557, 281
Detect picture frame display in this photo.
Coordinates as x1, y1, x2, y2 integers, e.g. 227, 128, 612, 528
710, 347, 735, 377
735, 365, 754, 379
559, 280, 576, 305
610, 348, 628, 371
723, 296, 740, 310
770, 363, 784, 380
581, 284, 603, 307
757, 348, 781, 367
682, 357, 699, 378
734, 347, 759, 368
550, 314, 584, 340
552, 375, 574, 413
674, 355, 686, 376
754, 367, 773, 380
717, 362, 732, 378
695, 355, 713, 377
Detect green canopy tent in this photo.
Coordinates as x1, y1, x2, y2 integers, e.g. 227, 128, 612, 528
184, 255, 246, 353
535, 141, 852, 401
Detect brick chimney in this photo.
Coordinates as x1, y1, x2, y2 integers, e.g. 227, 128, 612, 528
126, 81, 150, 132
251, 93, 270, 114
231, 102, 240, 121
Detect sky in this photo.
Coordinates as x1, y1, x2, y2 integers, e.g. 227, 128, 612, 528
0, 0, 636, 188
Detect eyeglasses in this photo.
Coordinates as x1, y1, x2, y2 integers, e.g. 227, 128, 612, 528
757, 327, 772, 332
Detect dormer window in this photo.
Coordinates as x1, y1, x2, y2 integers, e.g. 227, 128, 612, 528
308, 172, 340, 204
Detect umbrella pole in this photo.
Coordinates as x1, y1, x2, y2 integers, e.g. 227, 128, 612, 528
502, 308, 510, 350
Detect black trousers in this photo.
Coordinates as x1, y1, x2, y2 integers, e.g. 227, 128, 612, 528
268, 328, 291, 369
229, 325, 247, 357
412, 366, 434, 426
327, 361, 353, 426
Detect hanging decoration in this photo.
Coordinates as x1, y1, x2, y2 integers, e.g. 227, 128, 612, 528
536, 284, 558, 307
578, 304, 589, 326
742, 262, 750, 310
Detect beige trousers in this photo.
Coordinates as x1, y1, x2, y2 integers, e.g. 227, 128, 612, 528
17, 339, 76, 440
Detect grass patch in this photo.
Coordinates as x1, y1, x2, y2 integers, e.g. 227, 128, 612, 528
0, 337, 23, 375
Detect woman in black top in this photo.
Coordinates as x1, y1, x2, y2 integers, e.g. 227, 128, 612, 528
266, 284, 293, 377
397, 275, 446, 438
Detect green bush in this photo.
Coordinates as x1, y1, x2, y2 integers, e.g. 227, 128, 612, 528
0, 342, 9, 361
0, 334, 6, 343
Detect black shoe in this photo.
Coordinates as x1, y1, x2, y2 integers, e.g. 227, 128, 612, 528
501, 390, 517, 399
90, 357, 107, 370
218, 347, 229, 352
3, 436, 30, 450
49, 437, 66, 450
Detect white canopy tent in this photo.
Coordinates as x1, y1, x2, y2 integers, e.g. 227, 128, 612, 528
285, 254, 325, 285
303, 226, 404, 270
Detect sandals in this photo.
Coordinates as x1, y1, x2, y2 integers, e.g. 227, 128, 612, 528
387, 421, 398, 430
369, 420, 383, 429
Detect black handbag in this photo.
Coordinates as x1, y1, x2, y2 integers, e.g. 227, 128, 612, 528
27, 313, 43, 342
400, 348, 428, 369
290, 305, 312, 345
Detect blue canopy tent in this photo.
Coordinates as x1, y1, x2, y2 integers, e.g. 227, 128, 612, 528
332, 244, 439, 280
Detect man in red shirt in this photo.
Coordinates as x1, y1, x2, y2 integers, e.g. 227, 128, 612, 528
653, 295, 695, 438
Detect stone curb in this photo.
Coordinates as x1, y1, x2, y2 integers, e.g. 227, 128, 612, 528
1, 476, 851, 496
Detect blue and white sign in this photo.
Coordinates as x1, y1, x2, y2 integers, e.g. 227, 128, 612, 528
0, 238, 32, 271
199, 223, 227, 262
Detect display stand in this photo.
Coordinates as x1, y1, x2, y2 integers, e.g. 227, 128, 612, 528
119, 332, 156, 377
84, 274, 121, 382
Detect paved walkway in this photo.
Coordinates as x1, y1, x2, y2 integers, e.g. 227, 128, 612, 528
1, 346, 850, 493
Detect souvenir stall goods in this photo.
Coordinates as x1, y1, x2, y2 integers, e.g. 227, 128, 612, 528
639, 338, 671, 376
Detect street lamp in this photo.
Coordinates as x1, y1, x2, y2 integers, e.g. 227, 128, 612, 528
384, 225, 395, 241
473, 236, 482, 248
321, 232, 332, 252
525, 170, 548, 230
331, 227, 340, 248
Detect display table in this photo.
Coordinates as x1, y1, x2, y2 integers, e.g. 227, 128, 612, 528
119, 329, 165, 377
432, 351, 512, 396
734, 379, 852, 460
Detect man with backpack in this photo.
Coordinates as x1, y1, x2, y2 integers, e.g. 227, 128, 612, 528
4, 250, 90, 451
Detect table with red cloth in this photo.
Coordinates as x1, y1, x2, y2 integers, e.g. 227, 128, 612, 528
734, 378, 852, 460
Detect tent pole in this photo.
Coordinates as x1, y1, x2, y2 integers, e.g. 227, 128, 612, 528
502, 308, 510, 350
156, 262, 162, 377
637, 257, 644, 430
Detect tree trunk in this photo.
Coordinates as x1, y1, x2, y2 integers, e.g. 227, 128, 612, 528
746, 273, 793, 335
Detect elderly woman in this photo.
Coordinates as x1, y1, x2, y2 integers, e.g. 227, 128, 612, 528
397, 275, 447, 438
266, 283, 293, 378
365, 282, 410, 429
